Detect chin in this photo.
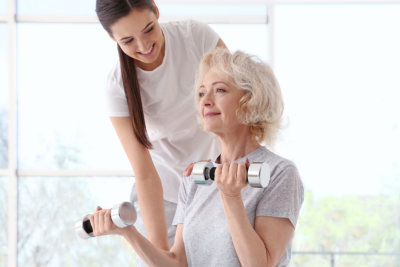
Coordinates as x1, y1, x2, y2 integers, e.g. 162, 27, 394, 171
204, 126, 219, 135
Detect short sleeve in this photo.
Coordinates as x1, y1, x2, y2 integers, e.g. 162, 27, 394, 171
256, 165, 304, 227
189, 20, 220, 56
105, 63, 130, 117
172, 178, 189, 225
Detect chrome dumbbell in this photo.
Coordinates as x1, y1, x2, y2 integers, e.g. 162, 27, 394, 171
75, 201, 137, 239
192, 161, 270, 188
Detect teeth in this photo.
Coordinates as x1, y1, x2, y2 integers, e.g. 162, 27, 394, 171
141, 45, 153, 55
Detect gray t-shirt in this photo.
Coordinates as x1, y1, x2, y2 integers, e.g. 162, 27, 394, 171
172, 146, 304, 267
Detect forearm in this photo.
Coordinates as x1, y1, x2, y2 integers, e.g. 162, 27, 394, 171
135, 169, 169, 250
122, 226, 184, 267
220, 194, 269, 267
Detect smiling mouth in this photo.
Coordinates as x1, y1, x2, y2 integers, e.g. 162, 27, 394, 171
204, 112, 221, 118
138, 43, 154, 55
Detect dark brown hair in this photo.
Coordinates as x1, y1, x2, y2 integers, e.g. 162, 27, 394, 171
96, 0, 155, 149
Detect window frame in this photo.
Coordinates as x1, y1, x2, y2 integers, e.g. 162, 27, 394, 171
3, 0, 400, 266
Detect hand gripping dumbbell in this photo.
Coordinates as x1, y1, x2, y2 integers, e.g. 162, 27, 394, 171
192, 161, 270, 188
75, 201, 137, 239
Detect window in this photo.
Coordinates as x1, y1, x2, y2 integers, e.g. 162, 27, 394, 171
17, 177, 134, 266
4, 1, 400, 266
211, 24, 269, 63
0, 176, 6, 264
17, 23, 128, 170
274, 4, 400, 266
0, 20, 7, 266
158, 3, 266, 18
17, 0, 94, 16
0, 23, 7, 169
0, 1, 6, 15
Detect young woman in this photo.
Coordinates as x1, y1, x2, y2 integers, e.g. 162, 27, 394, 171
90, 48, 304, 267
95, 0, 226, 260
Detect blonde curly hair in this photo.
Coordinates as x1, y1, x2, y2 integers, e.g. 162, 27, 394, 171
194, 48, 284, 146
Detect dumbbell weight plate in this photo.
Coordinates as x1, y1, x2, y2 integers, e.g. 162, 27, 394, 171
75, 201, 137, 239
192, 161, 214, 184
111, 201, 137, 228
75, 214, 94, 239
248, 162, 270, 188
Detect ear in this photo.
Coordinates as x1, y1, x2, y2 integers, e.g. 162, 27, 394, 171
153, 1, 160, 19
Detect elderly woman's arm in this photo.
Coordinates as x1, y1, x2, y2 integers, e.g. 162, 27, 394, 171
215, 162, 294, 267
221, 195, 294, 267
90, 207, 187, 267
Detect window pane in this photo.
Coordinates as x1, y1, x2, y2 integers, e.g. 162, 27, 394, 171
210, 24, 269, 63
0, 177, 7, 265
18, 177, 135, 266
17, 0, 95, 16
275, 4, 400, 265
17, 23, 130, 170
158, 4, 266, 18
0, 0, 6, 15
0, 23, 7, 169
16, 2, 267, 19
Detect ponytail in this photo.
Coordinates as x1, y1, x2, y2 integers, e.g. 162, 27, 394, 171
118, 45, 153, 149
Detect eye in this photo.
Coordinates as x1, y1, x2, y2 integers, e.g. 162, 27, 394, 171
145, 27, 154, 34
123, 38, 133, 45
216, 88, 226, 93
198, 92, 205, 98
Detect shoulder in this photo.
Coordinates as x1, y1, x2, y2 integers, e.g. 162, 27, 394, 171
162, 19, 204, 30
252, 146, 301, 184
161, 19, 215, 38
160, 20, 191, 35
161, 20, 219, 61
105, 62, 125, 99
106, 62, 122, 88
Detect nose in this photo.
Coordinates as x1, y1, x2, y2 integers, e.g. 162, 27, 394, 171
200, 90, 214, 107
136, 38, 148, 52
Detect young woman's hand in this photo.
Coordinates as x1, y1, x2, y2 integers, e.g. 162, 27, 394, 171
214, 159, 250, 198
89, 207, 125, 236
183, 159, 211, 177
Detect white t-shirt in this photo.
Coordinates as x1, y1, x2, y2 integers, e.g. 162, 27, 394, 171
105, 20, 221, 203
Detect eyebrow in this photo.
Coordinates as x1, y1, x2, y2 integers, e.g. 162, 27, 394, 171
199, 81, 228, 88
119, 21, 154, 42
142, 21, 154, 32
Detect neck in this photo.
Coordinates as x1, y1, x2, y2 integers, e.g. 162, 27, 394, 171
217, 129, 260, 163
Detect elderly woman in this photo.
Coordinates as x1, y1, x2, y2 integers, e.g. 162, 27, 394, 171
91, 48, 304, 267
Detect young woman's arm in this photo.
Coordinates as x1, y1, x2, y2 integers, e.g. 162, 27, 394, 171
110, 117, 169, 250
90, 207, 187, 267
216, 162, 294, 267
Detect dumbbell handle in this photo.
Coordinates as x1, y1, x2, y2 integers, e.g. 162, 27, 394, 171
193, 161, 270, 188
204, 166, 251, 181
75, 201, 137, 239
204, 166, 217, 181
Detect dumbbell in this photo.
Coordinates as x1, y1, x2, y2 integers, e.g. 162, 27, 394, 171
192, 161, 270, 188
75, 201, 137, 239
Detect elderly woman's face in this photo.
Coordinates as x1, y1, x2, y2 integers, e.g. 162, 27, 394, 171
198, 68, 246, 135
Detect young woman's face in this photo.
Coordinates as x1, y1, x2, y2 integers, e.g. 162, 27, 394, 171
110, 6, 164, 70
198, 68, 247, 136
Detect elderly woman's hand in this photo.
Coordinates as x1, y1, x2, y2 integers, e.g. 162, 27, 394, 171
89, 207, 125, 236
214, 159, 250, 198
